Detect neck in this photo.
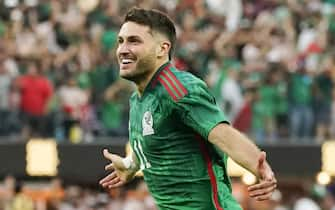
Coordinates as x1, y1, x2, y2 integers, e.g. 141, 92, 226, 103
136, 58, 169, 96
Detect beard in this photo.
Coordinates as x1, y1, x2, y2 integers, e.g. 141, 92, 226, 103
120, 53, 156, 84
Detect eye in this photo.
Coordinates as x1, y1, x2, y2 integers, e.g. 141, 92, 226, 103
128, 37, 142, 44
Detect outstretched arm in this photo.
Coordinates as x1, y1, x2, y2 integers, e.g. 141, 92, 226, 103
99, 148, 140, 189
208, 123, 277, 201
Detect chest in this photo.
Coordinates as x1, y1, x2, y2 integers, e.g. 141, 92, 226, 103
21, 78, 47, 93
129, 95, 166, 140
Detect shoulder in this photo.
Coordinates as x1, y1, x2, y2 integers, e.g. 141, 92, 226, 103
129, 92, 138, 103
154, 65, 208, 102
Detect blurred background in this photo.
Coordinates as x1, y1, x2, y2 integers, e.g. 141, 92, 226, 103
0, 0, 335, 209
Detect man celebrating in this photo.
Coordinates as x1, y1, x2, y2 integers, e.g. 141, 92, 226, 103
100, 7, 276, 210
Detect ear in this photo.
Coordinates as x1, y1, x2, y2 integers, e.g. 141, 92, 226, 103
156, 41, 171, 58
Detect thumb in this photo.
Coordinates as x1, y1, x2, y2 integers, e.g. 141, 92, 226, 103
258, 151, 266, 168
257, 151, 266, 179
103, 149, 124, 168
103, 149, 114, 160
103, 149, 119, 162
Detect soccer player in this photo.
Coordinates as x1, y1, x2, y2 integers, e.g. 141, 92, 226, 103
99, 7, 277, 210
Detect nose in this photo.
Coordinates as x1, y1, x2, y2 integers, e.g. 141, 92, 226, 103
117, 42, 130, 55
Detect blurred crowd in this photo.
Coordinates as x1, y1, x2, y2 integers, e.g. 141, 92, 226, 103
1, 0, 335, 144
0, 176, 158, 210
0, 175, 334, 210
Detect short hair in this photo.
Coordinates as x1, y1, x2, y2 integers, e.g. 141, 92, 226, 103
124, 7, 176, 60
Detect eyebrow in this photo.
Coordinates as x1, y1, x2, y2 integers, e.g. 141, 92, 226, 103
118, 35, 143, 40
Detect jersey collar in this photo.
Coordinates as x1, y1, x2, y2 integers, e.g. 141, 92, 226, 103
147, 61, 172, 91
136, 61, 172, 99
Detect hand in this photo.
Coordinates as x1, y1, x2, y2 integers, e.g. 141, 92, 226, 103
99, 149, 135, 189
248, 151, 277, 201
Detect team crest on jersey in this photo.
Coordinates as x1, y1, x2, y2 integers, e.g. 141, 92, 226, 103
142, 111, 154, 136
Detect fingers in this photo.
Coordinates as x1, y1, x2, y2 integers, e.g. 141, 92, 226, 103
249, 183, 277, 198
254, 192, 274, 201
248, 178, 277, 191
105, 163, 115, 171
99, 172, 117, 186
99, 172, 125, 189
104, 176, 121, 188
109, 180, 125, 188
248, 178, 277, 201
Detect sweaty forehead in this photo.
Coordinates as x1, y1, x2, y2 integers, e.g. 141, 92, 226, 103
118, 22, 152, 38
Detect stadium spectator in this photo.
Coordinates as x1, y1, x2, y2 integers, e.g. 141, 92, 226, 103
288, 65, 314, 142
0, 54, 12, 136
57, 76, 88, 142
15, 60, 53, 139
0, 175, 16, 210
313, 56, 334, 143
9, 181, 34, 210
220, 64, 244, 122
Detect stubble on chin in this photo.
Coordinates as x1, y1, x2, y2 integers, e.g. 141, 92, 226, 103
119, 68, 146, 83
120, 57, 156, 83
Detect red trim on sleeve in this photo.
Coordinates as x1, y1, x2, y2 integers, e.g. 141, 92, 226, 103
196, 135, 224, 210
160, 71, 184, 98
158, 77, 178, 101
165, 68, 188, 95
151, 63, 172, 88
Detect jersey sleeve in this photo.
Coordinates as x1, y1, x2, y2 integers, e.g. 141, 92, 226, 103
175, 80, 229, 139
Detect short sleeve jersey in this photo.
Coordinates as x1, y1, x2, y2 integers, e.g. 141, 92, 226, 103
129, 62, 242, 210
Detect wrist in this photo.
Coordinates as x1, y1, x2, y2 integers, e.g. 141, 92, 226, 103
122, 156, 139, 172
122, 156, 133, 169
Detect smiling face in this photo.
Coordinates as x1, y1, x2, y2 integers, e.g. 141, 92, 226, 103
116, 21, 158, 83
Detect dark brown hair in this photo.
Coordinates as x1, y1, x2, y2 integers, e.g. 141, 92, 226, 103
124, 7, 176, 60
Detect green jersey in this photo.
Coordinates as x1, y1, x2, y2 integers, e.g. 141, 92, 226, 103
129, 62, 242, 210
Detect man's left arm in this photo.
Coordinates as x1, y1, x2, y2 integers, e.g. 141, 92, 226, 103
208, 123, 277, 201
173, 78, 277, 200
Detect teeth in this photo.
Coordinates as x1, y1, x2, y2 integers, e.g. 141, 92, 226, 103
122, 59, 133, 64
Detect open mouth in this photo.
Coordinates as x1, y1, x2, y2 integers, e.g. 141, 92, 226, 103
121, 59, 134, 64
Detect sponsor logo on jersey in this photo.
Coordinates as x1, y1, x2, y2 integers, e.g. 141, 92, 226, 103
142, 111, 154, 136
